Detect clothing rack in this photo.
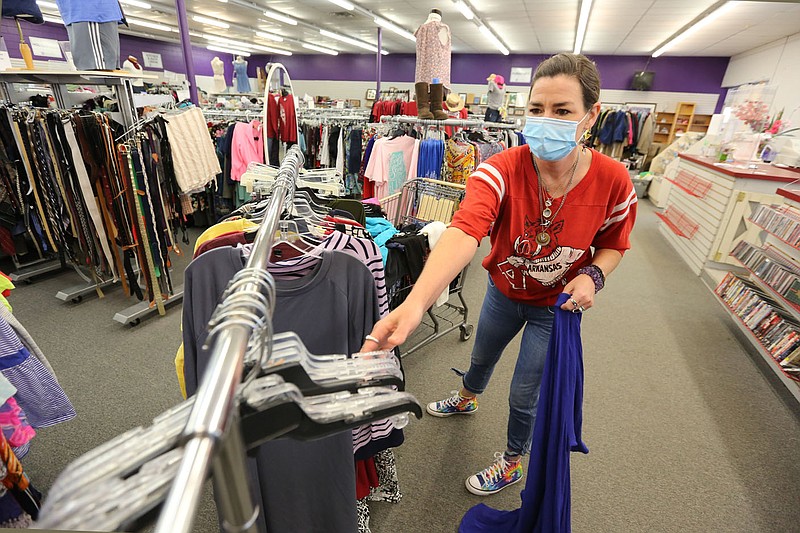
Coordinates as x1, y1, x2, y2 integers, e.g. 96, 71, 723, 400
378, 89, 410, 101
379, 115, 519, 130
156, 145, 305, 533
202, 109, 263, 121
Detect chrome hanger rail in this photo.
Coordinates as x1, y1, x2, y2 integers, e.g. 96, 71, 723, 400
378, 114, 519, 130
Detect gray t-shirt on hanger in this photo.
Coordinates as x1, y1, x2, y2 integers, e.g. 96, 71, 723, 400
183, 247, 380, 533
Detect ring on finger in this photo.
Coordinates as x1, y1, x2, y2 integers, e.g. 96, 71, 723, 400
570, 298, 579, 309
579, 306, 586, 313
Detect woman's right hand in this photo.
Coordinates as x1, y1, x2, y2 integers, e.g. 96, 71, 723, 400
360, 302, 426, 352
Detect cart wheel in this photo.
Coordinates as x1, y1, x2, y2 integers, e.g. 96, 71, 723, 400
71, 296, 83, 304
130, 318, 141, 328
459, 324, 474, 341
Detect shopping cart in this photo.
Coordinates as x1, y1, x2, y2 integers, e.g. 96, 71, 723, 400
380, 178, 474, 357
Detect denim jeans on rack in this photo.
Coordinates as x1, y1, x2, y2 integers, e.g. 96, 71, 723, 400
461, 275, 555, 455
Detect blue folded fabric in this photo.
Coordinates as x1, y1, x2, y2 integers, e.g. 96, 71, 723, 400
366, 217, 399, 263
460, 292, 588, 533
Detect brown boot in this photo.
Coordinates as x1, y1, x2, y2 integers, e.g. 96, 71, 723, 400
429, 83, 448, 120
415, 82, 433, 119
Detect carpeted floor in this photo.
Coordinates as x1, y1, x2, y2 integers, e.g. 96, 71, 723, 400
5, 201, 800, 532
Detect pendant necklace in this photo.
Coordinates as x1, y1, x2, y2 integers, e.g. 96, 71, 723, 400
533, 150, 580, 246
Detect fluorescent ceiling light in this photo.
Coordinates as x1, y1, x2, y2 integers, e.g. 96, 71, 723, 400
320, 29, 379, 53
573, 0, 593, 54
256, 31, 284, 43
303, 43, 339, 56
206, 45, 250, 57
204, 34, 253, 49
128, 18, 174, 32
327, 0, 355, 10
218, 0, 229, 2
36, 1, 58, 9
42, 14, 62, 24
479, 25, 509, 55
252, 45, 292, 56
192, 15, 230, 29
120, 0, 152, 8
374, 17, 416, 42
652, 1, 734, 57
453, 1, 474, 21
263, 10, 298, 25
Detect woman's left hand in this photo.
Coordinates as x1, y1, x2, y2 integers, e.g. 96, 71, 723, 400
560, 274, 596, 313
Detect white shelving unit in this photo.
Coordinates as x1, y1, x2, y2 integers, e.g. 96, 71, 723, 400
704, 186, 800, 404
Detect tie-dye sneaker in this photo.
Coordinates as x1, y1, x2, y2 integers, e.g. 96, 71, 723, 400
465, 452, 523, 496
426, 391, 478, 417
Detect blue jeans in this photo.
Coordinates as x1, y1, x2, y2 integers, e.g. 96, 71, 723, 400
462, 276, 555, 455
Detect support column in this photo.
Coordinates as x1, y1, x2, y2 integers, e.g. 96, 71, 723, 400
174, 0, 198, 105
376, 28, 382, 96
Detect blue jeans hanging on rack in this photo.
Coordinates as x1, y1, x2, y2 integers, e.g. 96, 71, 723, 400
485, 108, 501, 123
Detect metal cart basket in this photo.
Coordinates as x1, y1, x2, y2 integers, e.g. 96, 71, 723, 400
380, 178, 474, 356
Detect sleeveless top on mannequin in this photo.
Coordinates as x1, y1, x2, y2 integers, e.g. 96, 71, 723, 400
414, 18, 452, 88
211, 58, 226, 93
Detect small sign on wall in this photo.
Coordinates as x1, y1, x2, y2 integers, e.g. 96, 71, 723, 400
0, 38, 12, 71
142, 52, 163, 69
29, 37, 63, 58
510, 67, 532, 84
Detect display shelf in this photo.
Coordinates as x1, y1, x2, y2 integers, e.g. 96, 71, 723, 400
656, 205, 699, 239
665, 170, 712, 198
729, 256, 800, 323
748, 217, 800, 253
711, 288, 800, 402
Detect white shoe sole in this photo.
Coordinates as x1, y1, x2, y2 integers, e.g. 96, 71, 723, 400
464, 474, 523, 496
425, 404, 478, 417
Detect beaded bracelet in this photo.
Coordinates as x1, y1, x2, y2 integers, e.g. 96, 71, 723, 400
576, 265, 605, 293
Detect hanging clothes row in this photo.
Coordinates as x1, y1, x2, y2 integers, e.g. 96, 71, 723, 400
0, 106, 191, 305
585, 106, 655, 161
204, 112, 265, 220
369, 98, 417, 123
298, 115, 370, 197
177, 177, 410, 533
360, 120, 524, 199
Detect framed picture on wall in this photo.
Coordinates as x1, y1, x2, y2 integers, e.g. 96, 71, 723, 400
458, 93, 467, 103
366, 89, 376, 100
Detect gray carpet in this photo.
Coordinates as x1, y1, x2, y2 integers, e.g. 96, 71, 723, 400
5, 202, 800, 532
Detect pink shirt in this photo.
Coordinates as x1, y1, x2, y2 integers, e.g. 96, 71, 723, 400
231, 120, 264, 182
364, 136, 419, 199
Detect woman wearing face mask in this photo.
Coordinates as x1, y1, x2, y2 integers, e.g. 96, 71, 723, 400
362, 53, 637, 496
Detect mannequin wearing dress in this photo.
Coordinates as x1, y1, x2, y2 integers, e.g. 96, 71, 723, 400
211, 56, 227, 93
232, 56, 251, 94
414, 10, 451, 88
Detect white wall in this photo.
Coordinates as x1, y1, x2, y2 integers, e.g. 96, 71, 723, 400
722, 32, 800, 118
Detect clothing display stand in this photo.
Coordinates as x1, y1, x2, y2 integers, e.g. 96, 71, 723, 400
378, 115, 518, 130
0, 71, 142, 288
35, 145, 421, 532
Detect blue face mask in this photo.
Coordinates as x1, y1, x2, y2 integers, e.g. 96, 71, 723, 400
523, 112, 590, 161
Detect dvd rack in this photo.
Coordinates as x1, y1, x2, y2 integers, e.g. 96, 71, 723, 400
715, 273, 800, 376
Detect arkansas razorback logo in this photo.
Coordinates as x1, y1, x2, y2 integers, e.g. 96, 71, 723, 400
497, 215, 584, 290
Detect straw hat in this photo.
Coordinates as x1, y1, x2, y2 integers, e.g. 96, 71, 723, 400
445, 93, 465, 112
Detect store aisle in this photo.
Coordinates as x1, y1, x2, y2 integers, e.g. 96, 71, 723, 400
4, 203, 799, 532
370, 200, 800, 533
